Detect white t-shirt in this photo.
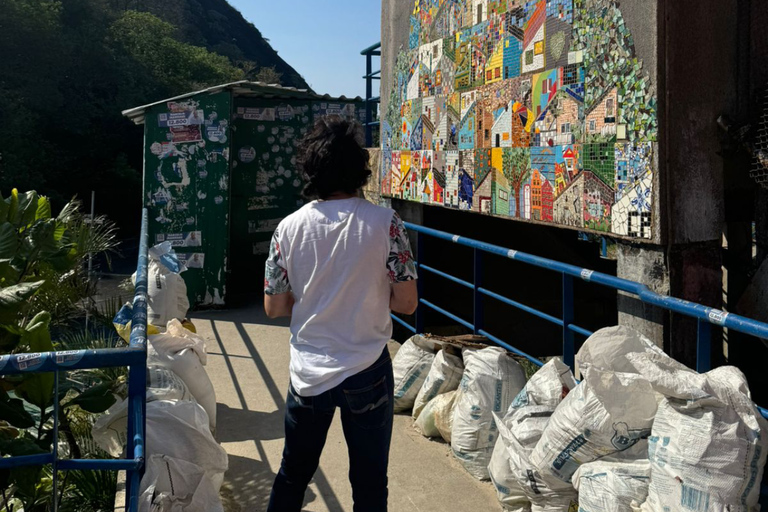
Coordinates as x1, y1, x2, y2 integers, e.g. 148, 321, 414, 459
264, 198, 416, 396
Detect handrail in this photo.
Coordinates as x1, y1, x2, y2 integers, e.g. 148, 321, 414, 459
395, 221, 768, 422
0, 209, 149, 511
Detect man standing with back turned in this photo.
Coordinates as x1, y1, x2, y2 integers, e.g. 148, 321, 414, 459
264, 115, 418, 512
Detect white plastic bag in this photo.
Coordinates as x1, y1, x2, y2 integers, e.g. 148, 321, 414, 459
135, 242, 190, 326
489, 406, 555, 512
508, 358, 577, 412
573, 460, 651, 512
451, 347, 527, 480
94, 400, 227, 486
576, 326, 673, 376
139, 455, 225, 512
414, 394, 442, 438
413, 347, 464, 419
434, 389, 459, 443
530, 368, 657, 488
392, 335, 440, 412
149, 320, 216, 430
627, 353, 768, 512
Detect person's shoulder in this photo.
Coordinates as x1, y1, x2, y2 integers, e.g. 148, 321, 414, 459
357, 198, 395, 218
277, 201, 316, 232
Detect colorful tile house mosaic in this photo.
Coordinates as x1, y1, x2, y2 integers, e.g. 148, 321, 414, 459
382, 0, 658, 239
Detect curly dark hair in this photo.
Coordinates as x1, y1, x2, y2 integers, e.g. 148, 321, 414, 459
297, 115, 371, 200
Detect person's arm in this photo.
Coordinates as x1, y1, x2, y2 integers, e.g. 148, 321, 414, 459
387, 212, 419, 314
391, 280, 418, 314
265, 292, 295, 318
264, 227, 294, 318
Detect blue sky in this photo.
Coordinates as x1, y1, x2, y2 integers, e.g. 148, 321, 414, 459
228, 1, 382, 99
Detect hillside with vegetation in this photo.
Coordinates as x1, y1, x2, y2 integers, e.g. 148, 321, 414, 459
0, 0, 309, 242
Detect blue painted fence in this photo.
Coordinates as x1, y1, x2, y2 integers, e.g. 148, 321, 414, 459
393, 222, 768, 419
0, 209, 149, 511
394, 222, 768, 504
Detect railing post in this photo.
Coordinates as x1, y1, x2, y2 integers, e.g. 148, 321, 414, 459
365, 52, 373, 148
697, 318, 712, 372
52, 371, 59, 512
416, 233, 425, 334
562, 274, 575, 370
473, 248, 483, 335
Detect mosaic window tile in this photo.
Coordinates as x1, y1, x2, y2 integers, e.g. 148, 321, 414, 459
383, 0, 657, 239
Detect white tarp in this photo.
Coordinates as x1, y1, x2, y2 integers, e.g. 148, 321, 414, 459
392, 335, 440, 412
451, 346, 527, 480
413, 347, 464, 419
573, 460, 651, 512
628, 353, 768, 512
530, 368, 657, 489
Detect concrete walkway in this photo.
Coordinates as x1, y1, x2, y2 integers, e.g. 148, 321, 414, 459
191, 303, 500, 512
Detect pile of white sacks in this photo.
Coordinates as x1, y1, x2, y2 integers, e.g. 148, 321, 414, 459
392, 328, 768, 512
94, 243, 227, 512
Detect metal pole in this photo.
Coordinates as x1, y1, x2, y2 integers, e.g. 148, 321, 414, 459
562, 274, 576, 370
88, 191, 95, 277
365, 52, 373, 148
473, 248, 483, 335
415, 234, 425, 334
696, 318, 712, 372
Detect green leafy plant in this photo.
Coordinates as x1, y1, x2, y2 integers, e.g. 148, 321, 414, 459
0, 189, 124, 510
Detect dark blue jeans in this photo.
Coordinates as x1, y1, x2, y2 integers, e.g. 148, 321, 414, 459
267, 348, 394, 512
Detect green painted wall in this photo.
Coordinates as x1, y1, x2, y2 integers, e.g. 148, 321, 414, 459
143, 91, 232, 307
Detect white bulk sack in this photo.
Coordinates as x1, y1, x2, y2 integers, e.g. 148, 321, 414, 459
139, 455, 225, 512
149, 320, 216, 430
489, 406, 556, 512
508, 358, 577, 412
576, 326, 673, 376
530, 368, 657, 488
573, 460, 651, 512
92, 366, 195, 456
392, 335, 439, 412
412, 347, 464, 419
414, 394, 442, 438
451, 347, 527, 480
434, 389, 459, 442
135, 242, 190, 326
627, 353, 768, 512
94, 400, 227, 489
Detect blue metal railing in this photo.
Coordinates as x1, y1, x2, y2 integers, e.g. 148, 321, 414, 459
0, 209, 149, 510
395, 222, 768, 422
361, 42, 381, 147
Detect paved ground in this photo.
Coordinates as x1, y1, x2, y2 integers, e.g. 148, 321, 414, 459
191, 302, 500, 512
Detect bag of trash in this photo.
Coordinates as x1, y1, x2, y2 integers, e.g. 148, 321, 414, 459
139, 455, 225, 512
149, 320, 216, 430
94, 400, 227, 483
627, 353, 768, 512
113, 302, 161, 343
434, 389, 459, 442
572, 460, 651, 512
489, 406, 556, 512
508, 358, 577, 412
530, 368, 657, 488
576, 326, 672, 376
134, 242, 190, 327
451, 346, 527, 480
413, 345, 464, 419
392, 335, 440, 412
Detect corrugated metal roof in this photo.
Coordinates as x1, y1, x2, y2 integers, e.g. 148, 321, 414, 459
122, 80, 363, 125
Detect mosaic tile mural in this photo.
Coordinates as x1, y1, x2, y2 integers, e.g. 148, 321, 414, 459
382, 0, 657, 239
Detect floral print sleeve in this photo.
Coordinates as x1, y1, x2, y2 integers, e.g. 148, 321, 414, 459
387, 213, 417, 283
264, 228, 291, 295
